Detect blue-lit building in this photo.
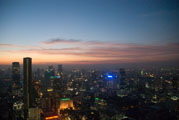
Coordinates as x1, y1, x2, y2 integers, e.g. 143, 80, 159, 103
105, 73, 119, 89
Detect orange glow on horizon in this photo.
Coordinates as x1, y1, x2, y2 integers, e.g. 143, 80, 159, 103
0, 52, 123, 64
0, 50, 118, 64
0, 56, 177, 65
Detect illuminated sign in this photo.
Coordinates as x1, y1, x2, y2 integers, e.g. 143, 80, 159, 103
107, 75, 113, 78
50, 76, 60, 79
61, 98, 70, 101
47, 88, 53, 92
95, 97, 99, 100
45, 115, 58, 120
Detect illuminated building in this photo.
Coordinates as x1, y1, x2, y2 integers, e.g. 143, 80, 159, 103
12, 62, 20, 86
106, 74, 114, 88
12, 101, 24, 120
105, 73, 118, 89
23, 57, 33, 118
58, 98, 74, 114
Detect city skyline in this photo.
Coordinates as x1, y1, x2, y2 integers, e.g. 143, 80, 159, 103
1, 56, 178, 120
0, 0, 179, 64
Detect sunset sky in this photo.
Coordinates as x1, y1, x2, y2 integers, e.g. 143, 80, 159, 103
0, 0, 178, 64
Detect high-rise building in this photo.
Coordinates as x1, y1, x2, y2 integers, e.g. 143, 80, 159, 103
44, 65, 55, 89
23, 57, 32, 118
105, 73, 118, 89
11, 62, 22, 119
57, 64, 63, 74
12, 62, 20, 86
119, 68, 126, 86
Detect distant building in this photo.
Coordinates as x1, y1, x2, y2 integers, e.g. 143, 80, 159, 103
44, 65, 55, 89
12, 62, 20, 86
119, 68, 126, 86
57, 64, 63, 74
12, 62, 21, 96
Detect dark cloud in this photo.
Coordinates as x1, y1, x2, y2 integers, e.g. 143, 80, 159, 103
43, 39, 81, 44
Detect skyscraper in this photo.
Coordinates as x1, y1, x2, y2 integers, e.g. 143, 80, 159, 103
119, 68, 126, 86
12, 62, 20, 86
23, 57, 32, 118
44, 65, 55, 88
57, 64, 63, 74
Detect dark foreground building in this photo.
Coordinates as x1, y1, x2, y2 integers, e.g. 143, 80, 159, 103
23, 57, 32, 119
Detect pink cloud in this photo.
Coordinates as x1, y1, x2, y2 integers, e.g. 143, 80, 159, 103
0, 43, 43, 49
1, 41, 179, 64
0, 44, 20, 47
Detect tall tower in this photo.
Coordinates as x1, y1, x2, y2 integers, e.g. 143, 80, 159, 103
23, 57, 32, 118
12, 62, 20, 86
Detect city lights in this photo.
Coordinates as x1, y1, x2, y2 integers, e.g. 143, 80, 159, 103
50, 76, 60, 79
45, 115, 58, 120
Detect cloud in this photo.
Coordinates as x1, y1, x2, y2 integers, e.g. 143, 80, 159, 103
1, 40, 179, 64
43, 39, 81, 45
0, 44, 19, 47
42, 38, 138, 49
15, 42, 179, 62
0, 43, 43, 49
